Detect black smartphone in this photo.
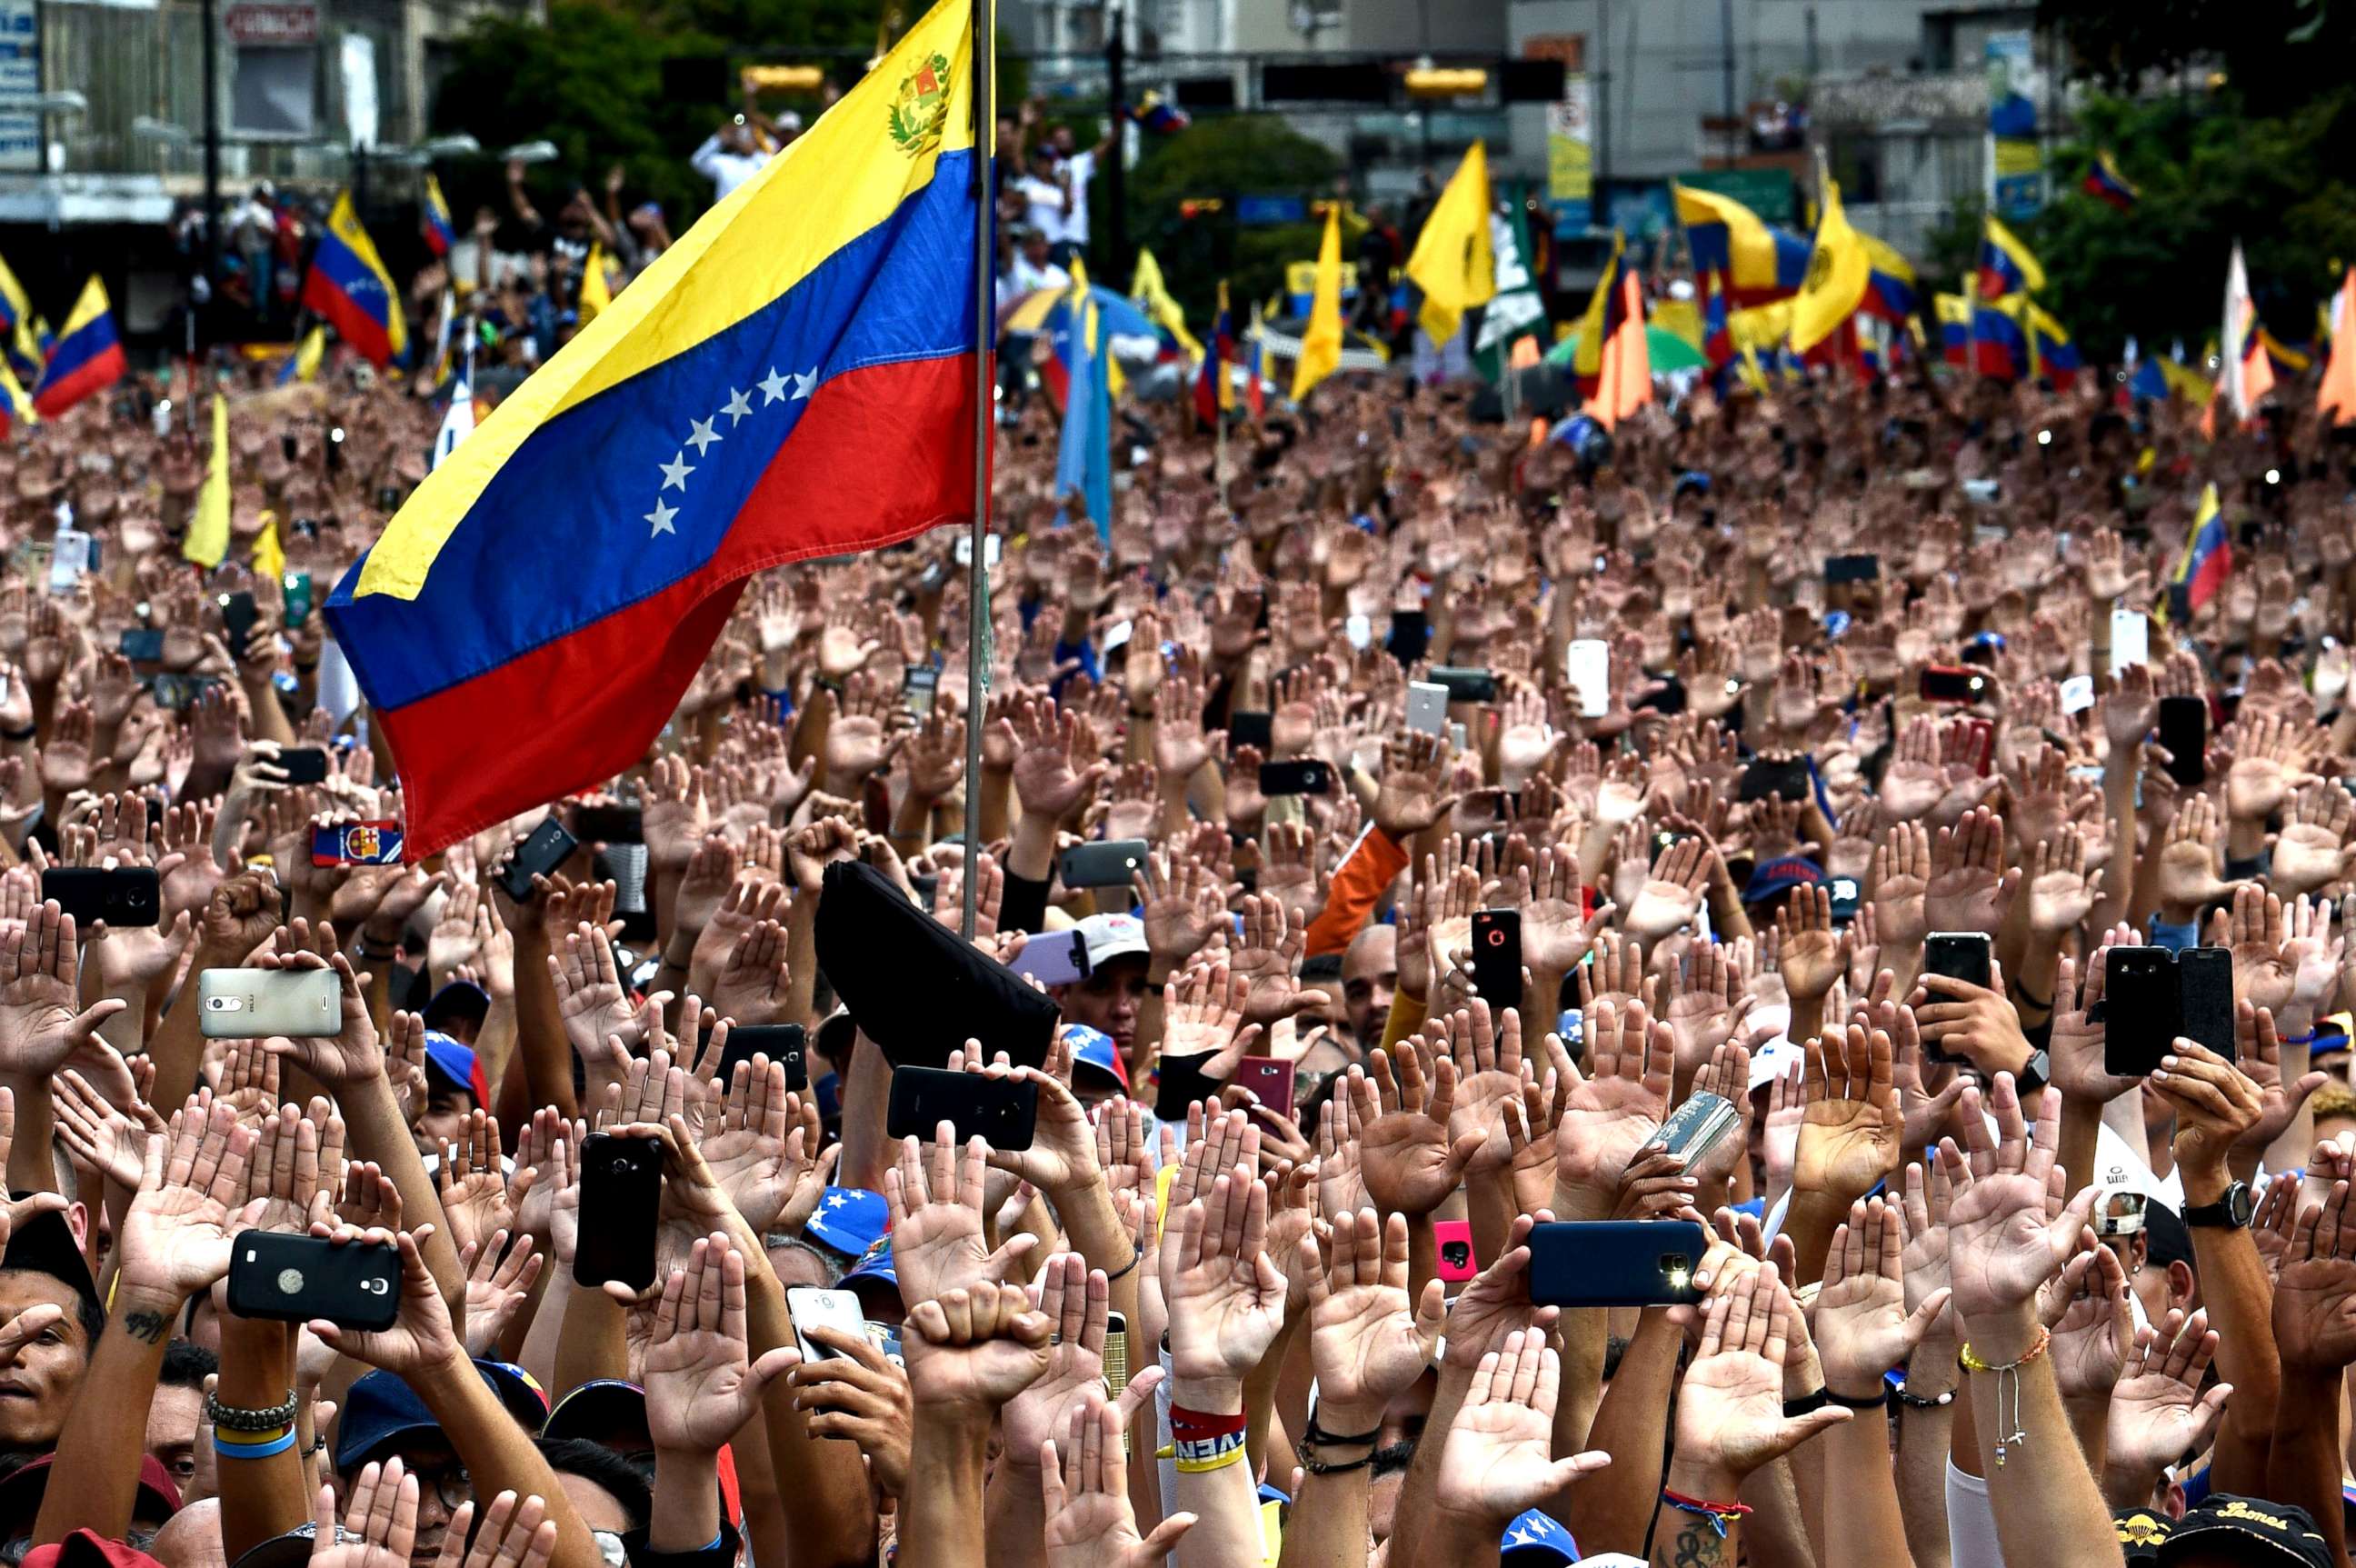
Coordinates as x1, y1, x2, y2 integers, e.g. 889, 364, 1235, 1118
1387, 608, 1430, 664
574, 1134, 662, 1291
1429, 666, 1499, 704
1920, 664, 1990, 704
2158, 695, 2207, 786
1527, 1219, 1707, 1307
118, 628, 165, 662
1059, 839, 1148, 889
571, 804, 644, 844
226, 1233, 400, 1330
1923, 931, 1993, 990
1824, 554, 1880, 584
1737, 756, 1811, 804
1470, 908, 1522, 1006
885, 1064, 1038, 1150
277, 747, 330, 785
720, 1024, 809, 1094
500, 818, 580, 902
2101, 945, 2180, 1077
1228, 710, 1274, 751
220, 591, 259, 653
1257, 759, 1333, 797
2176, 946, 2237, 1063
281, 432, 300, 463
40, 867, 161, 929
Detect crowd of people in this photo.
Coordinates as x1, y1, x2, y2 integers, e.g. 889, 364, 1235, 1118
0, 246, 2352, 1568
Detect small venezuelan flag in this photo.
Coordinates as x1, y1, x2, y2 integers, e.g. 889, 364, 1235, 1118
0, 358, 33, 438
302, 193, 408, 368
1194, 279, 1234, 424
422, 175, 456, 258
30, 277, 125, 419
2169, 484, 2231, 619
1975, 216, 2045, 301
2081, 151, 2138, 212
327, 0, 988, 854
1672, 184, 1812, 305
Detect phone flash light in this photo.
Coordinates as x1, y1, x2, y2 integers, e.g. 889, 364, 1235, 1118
330, 427, 345, 444
2036, 429, 2052, 446
1666, 1265, 1692, 1292
1724, 678, 1741, 695
2266, 468, 2281, 484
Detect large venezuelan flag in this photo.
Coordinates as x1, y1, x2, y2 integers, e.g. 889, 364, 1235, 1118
327, 0, 986, 854
1859, 233, 1916, 325
303, 194, 408, 368
30, 277, 125, 418
1673, 184, 1811, 305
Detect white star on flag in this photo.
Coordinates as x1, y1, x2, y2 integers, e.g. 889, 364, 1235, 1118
759, 367, 790, 404
659, 453, 694, 491
685, 417, 722, 455
826, 1193, 849, 1209
644, 499, 678, 537
789, 369, 818, 400
722, 387, 754, 424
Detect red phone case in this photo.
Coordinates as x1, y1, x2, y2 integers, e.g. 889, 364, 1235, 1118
1433, 1220, 1477, 1283
1232, 1056, 1293, 1118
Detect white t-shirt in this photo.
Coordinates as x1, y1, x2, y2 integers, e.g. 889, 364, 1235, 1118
1054, 150, 1095, 244
1015, 175, 1068, 242
1007, 255, 1068, 300
691, 134, 770, 202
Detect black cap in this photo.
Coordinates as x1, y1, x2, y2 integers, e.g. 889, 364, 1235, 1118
2142, 1198, 2194, 1272
2115, 1506, 2173, 1564
1, 1204, 99, 1319
814, 861, 1056, 1071
2161, 1495, 2333, 1567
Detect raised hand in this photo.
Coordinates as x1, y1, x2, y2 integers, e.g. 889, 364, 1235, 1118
458, 1230, 543, 1357
116, 1098, 255, 1306
1671, 1264, 1851, 1489
1303, 1208, 1447, 1427
1039, 1390, 1196, 1568
2106, 1309, 2230, 1494
1434, 1329, 1610, 1526
305, 1227, 464, 1378
883, 1126, 1033, 1308
1351, 1045, 1485, 1216
999, 1252, 1110, 1473
1792, 1024, 1903, 1208
1814, 1195, 1950, 1397
786, 1326, 913, 1497
1923, 807, 2017, 936
2273, 1179, 2356, 1371
1548, 998, 1672, 1220
307, 1460, 421, 1568
643, 1233, 799, 1453
1939, 1076, 2097, 1330
0, 902, 125, 1079
1160, 1163, 1287, 1400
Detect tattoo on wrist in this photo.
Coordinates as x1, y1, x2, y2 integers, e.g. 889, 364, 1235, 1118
123, 1310, 168, 1343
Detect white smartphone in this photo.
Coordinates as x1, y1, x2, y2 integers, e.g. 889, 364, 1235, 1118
1405, 681, 1450, 737
198, 968, 343, 1039
1101, 619, 1133, 654
2059, 674, 2095, 714
953, 533, 1003, 569
2109, 609, 2149, 675
1345, 614, 1372, 650
786, 1286, 871, 1364
1567, 639, 1611, 718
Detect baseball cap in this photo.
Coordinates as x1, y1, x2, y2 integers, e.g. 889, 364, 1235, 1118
540, 1378, 649, 1448
1500, 1509, 1578, 1563
422, 1031, 491, 1108
804, 1186, 888, 1259
474, 1358, 550, 1433
1, 1205, 100, 1320
1073, 913, 1150, 970
337, 1364, 544, 1473
841, 1235, 899, 1303
421, 981, 491, 1038
2115, 1506, 2173, 1564
23, 1532, 169, 1568
228, 1523, 340, 1568
1062, 1024, 1129, 1090
2160, 1495, 2331, 1566
1742, 856, 1824, 904
0, 1458, 180, 1540
2095, 1163, 2152, 1237
2142, 1197, 2193, 1271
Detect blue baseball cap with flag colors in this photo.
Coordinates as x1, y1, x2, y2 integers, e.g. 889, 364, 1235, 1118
842, 1234, 898, 1301
1742, 855, 1824, 904
1501, 1509, 1578, 1563
804, 1185, 887, 1259
1063, 1024, 1129, 1090
423, 1030, 491, 1107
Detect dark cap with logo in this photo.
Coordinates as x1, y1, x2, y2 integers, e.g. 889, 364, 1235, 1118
2160, 1495, 2332, 1567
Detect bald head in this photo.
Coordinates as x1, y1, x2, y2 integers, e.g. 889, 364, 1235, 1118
152, 1498, 226, 1568
1341, 924, 1398, 1045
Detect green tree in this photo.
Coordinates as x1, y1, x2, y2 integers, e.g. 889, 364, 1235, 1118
1117, 115, 1341, 324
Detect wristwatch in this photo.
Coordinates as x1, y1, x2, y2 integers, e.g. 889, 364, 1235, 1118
2012, 1048, 2051, 1094
2184, 1181, 2255, 1229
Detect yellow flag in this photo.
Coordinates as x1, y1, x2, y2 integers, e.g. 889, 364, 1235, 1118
1789, 178, 1871, 355
580, 243, 613, 321
1129, 249, 1202, 361
1405, 141, 1495, 345
2321, 266, 2356, 426
185, 394, 231, 569
253, 511, 285, 586
1291, 204, 1344, 402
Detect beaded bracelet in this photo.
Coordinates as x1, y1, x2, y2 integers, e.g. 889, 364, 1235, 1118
1959, 1324, 2052, 1466
206, 1388, 299, 1433
1894, 1385, 1956, 1410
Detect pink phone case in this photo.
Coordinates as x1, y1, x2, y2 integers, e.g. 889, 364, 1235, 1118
1433, 1220, 1476, 1283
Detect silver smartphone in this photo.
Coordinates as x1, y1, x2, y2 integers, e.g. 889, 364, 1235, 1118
786, 1286, 870, 1364
197, 968, 343, 1038
1406, 681, 1450, 737
1638, 1090, 1740, 1169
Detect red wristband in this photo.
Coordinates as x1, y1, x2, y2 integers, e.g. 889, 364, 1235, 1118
1168, 1403, 1246, 1440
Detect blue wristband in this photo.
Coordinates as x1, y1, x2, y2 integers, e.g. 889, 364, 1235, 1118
215, 1428, 299, 1460
703, 1531, 724, 1553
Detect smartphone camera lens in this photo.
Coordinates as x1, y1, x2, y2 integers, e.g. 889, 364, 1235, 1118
1441, 1241, 1471, 1269
1485, 928, 1506, 947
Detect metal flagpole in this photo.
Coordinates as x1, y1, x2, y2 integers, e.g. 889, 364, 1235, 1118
1214, 397, 1226, 510
960, 0, 993, 943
